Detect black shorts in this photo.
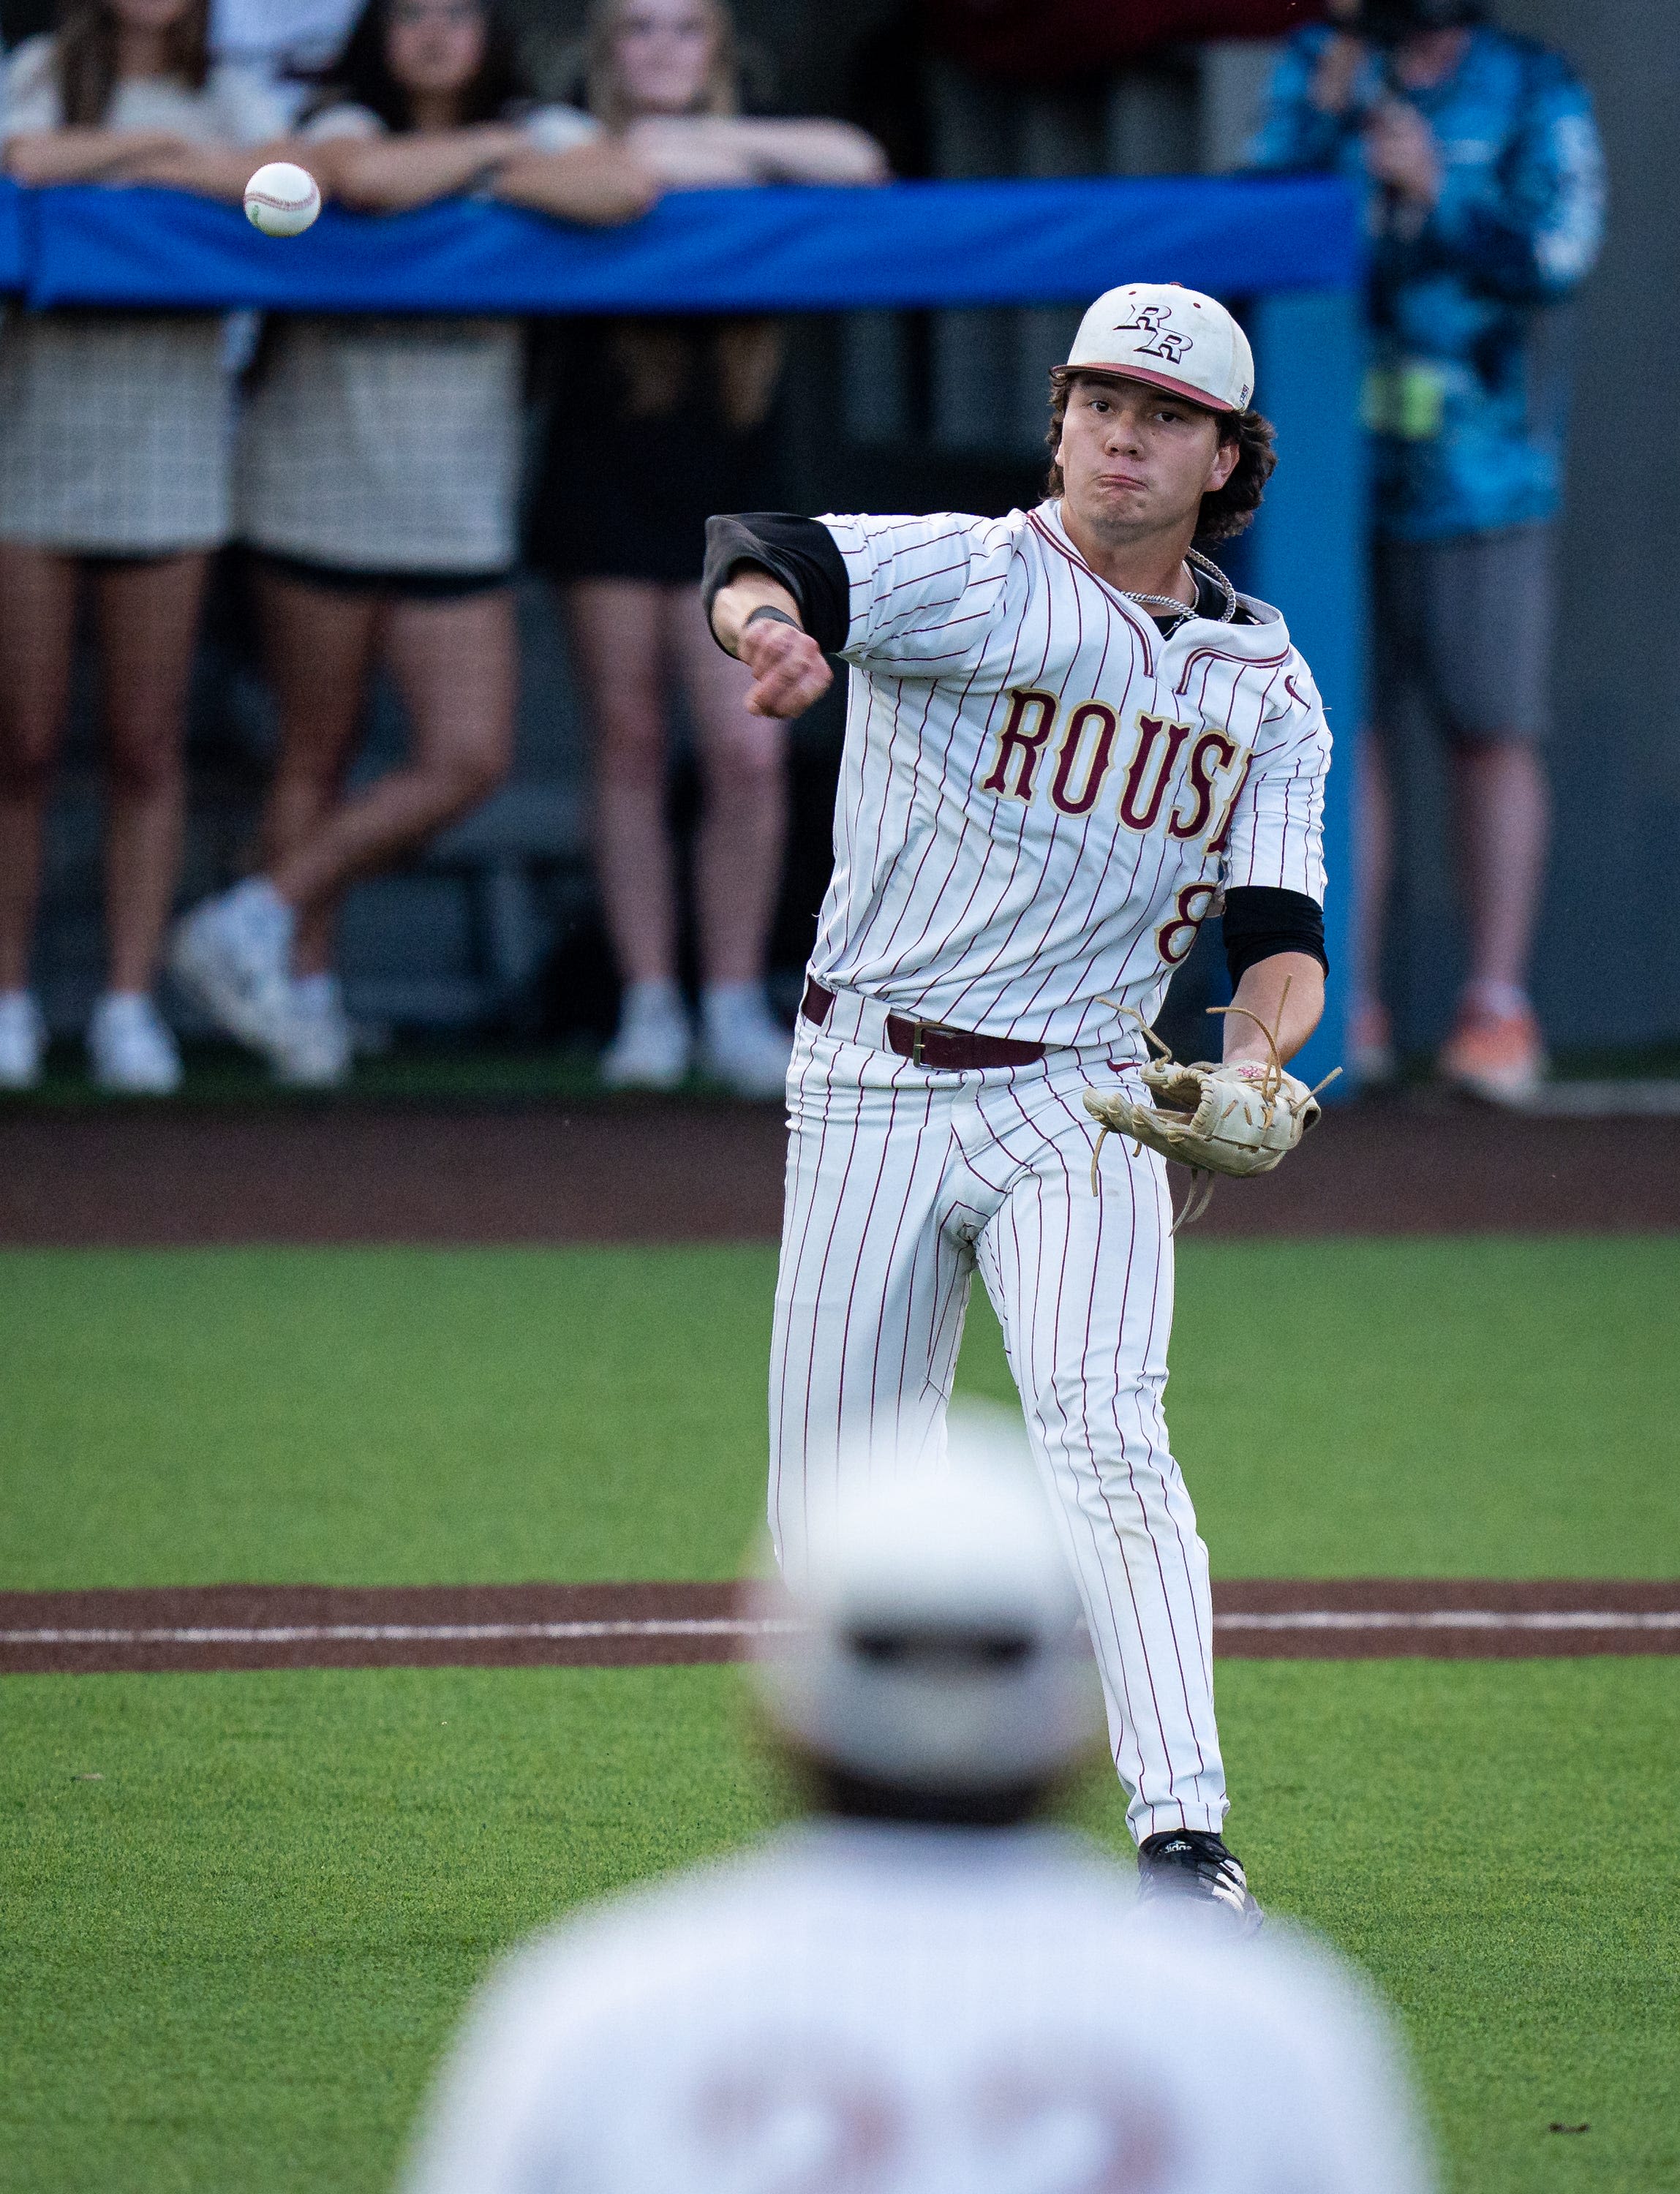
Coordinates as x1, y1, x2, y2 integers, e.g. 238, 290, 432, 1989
249, 548, 513, 603
525, 320, 783, 587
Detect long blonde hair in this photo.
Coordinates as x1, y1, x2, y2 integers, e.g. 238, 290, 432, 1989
580, 0, 781, 436
581, 0, 740, 132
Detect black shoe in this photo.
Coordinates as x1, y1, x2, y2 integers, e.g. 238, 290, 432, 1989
1137, 1829, 1264, 1933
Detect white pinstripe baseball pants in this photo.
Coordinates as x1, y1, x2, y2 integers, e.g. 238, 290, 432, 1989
770, 1017, 1227, 1844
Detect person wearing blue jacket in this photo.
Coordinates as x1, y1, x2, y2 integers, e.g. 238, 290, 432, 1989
1247, 0, 1605, 1101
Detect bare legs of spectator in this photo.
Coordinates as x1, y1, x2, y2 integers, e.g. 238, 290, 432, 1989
260, 578, 516, 927
673, 587, 789, 987
170, 570, 513, 1087
562, 581, 679, 998
563, 579, 791, 1097
0, 543, 200, 1091
1354, 723, 1550, 1101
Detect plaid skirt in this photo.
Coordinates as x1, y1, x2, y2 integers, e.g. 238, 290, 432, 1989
0, 309, 235, 554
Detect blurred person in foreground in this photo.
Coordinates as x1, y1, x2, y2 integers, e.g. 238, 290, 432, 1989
1247, 0, 1605, 1101
526, 0, 886, 1097
170, 0, 657, 1085
399, 1442, 1433, 2194
0, 0, 298, 1093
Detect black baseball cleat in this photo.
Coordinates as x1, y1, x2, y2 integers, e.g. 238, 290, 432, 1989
1137, 1829, 1264, 1934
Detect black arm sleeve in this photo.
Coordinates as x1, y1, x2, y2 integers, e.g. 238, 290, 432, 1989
1221, 886, 1328, 987
701, 512, 852, 655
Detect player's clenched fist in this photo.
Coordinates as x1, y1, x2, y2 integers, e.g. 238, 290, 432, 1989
709, 571, 834, 719
738, 614, 833, 718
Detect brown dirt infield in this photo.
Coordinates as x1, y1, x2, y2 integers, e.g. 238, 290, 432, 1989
2, 1091, 1679, 1245
4, 1578, 1675, 1675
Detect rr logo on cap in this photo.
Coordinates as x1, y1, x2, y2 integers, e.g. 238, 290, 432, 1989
1114, 305, 1192, 364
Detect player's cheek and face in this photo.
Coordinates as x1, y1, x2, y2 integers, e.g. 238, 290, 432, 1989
386, 0, 487, 95
1059, 387, 1233, 537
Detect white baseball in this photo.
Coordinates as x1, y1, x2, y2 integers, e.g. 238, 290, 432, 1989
244, 162, 321, 239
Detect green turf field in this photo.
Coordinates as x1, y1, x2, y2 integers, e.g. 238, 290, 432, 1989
3, 1238, 1678, 2194
3, 1238, 1676, 1586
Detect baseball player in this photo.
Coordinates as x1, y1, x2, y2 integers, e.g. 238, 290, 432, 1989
701, 284, 1333, 1920
400, 1457, 1431, 2194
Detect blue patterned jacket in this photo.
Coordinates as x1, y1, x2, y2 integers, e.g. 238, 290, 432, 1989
1245, 26, 1605, 542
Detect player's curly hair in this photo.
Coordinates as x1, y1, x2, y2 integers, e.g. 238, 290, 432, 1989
1044, 367, 1278, 546
56, 0, 210, 129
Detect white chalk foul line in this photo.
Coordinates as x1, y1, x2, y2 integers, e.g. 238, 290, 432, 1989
1, 1611, 1676, 1651
0, 1618, 805, 1648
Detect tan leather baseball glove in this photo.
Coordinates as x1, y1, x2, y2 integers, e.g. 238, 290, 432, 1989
1083, 1003, 1337, 1225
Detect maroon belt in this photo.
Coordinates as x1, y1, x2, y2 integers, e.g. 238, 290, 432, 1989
801, 977, 1047, 1072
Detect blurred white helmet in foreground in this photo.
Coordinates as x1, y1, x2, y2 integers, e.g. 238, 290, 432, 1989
750, 1412, 1103, 1791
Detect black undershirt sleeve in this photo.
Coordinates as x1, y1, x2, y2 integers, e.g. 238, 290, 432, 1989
1221, 886, 1328, 987
701, 513, 853, 655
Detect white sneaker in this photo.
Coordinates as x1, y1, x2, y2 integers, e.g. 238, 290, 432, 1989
601, 981, 691, 1091
170, 878, 297, 1063
699, 983, 793, 1099
0, 990, 46, 1090
87, 992, 183, 1095
272, 973, 353, 1090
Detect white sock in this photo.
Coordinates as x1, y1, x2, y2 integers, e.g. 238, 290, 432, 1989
622, 978, 684, 1024
702, 980, 766, 1034
1463, 979, 1529, 1020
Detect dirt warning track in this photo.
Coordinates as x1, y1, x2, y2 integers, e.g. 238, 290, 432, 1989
4, 1093, 1680, 1244
4, 1579, 1675, 1675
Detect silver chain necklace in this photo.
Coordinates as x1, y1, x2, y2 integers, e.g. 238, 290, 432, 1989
1120, 548, 1237, 626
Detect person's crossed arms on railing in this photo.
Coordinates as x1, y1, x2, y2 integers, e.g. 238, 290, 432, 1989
1, 0, 304, 203
309, 0, 663, 231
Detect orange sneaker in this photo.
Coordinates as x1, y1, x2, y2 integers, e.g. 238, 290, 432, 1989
1438, 1003, 1547, 1105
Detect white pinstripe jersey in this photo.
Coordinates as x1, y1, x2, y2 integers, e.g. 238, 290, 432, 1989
810, 501, 1330, 1047
404, 1823, 1431, 2194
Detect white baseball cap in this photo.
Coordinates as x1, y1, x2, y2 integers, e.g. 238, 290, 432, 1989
1063, 282, 1254, 414
748, 1417, 1103, 1792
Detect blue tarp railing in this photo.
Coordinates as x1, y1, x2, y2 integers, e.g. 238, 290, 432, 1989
0, 175, 24, 290
0, 174, 1357, 313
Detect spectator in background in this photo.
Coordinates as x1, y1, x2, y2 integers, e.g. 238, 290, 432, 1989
0, 0, 295, 1093
1247, 0, 1605, 1101
527, 0, 886, 1097
170, 0, 657, 1086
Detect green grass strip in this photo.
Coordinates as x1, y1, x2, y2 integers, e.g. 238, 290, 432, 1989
3, 1659, 1673, 2194
3, 1237, 1676, 1587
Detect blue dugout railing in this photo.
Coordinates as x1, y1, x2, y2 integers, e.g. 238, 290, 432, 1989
0, 173, 1363, 1090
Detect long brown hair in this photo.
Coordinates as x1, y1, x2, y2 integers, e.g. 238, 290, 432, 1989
1044, 368, 1278, 545
329, 0, 529, 132
56, 0, 211, 129
581, 0, 740, 132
